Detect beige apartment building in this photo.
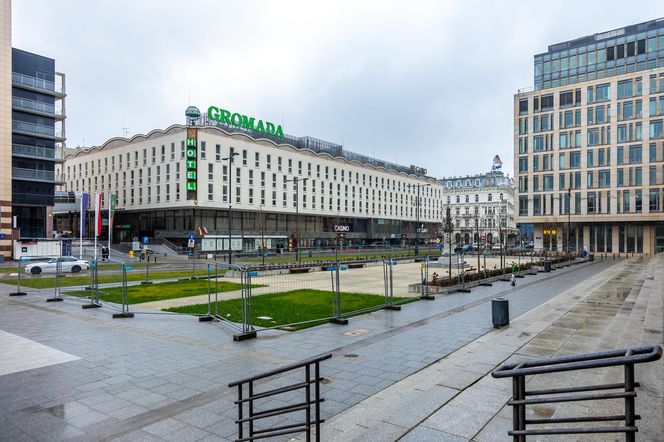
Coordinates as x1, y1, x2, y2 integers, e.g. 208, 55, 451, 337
514, 18, 664, 255
0, 0, 12, 259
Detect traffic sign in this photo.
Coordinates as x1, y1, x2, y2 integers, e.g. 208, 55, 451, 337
189, 233, 194, 240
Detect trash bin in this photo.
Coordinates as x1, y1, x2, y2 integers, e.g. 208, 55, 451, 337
543, 260, 552, 272
588, 254, 594, 261
492, 298, 509, 328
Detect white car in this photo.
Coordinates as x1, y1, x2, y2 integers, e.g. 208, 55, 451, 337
25, 257, 89, 275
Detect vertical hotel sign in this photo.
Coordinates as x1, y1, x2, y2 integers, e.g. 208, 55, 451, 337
186, 127, 198, 200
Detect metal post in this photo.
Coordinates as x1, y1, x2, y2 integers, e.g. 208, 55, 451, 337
199, 264, 213, 322
192, 251, 196, 279
315, 361, 321, 442
625, 363, 635, 442
142, 254, 152, 284
113, 263, 134, 318
83, 258, 101, 308
229, 158, 233, 265
47, 259, 64, 302
214, 264, 219, 317
305, 364, 312, 442
10, 258, 27, 296
416, 184, 420, 256
249, 380, 254, 439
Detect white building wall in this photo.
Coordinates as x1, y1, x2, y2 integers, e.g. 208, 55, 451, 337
61, 125, 444, 223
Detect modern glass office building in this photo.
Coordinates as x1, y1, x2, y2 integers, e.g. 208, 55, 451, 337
11, 48, 66, 238
515, 18, 664, 255
533, 19, 664, 91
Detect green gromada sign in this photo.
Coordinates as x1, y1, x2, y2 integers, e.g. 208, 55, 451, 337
207, 106, 284, 138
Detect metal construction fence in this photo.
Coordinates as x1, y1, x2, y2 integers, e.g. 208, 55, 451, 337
6, 250, 623, 342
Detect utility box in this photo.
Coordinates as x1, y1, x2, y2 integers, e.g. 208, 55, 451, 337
492, 298, 509, 328
543, 260, 552, 272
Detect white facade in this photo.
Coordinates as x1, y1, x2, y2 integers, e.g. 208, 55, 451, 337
440, 171, 516, 245
59, 124, 444, 227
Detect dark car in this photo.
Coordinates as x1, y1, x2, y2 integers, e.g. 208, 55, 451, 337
454, 244, 463, 253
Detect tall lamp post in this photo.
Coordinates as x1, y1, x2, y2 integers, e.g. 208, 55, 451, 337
408, 183, 431, 256
223, 152, 239, 264
286, 176, 308, 263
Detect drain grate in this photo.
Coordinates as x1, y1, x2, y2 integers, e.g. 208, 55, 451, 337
343, 353, 359, 358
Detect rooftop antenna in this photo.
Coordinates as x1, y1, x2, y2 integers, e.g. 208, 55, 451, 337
121, 115, 130, 138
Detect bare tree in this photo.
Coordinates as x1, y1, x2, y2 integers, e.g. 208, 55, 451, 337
442, 203, 454, 279
471, 206, 483, 276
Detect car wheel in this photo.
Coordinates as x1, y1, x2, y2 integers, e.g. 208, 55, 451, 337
30, 267, 42, 275
71, 265, 81, 273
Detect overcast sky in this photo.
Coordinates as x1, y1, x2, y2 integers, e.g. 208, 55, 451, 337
12, 1, 661, 178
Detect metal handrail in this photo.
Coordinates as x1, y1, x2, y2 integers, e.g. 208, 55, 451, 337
492, 345, 662, 377
228, 353, 331, 442
492, 345, 662, 441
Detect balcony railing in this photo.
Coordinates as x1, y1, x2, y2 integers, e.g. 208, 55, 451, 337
12, 120, 63, 138
12, 167, 63, 183
12, 96, 64, 117
12, 143, 64, 161
12, 72, 64, 94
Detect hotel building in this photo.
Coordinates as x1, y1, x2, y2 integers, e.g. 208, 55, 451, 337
514, 18, 664, 254
57, 110, 444, 251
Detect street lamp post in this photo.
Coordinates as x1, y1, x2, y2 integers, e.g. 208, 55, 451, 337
223, 152, 239, 264
286, 177, 308, 263
408, 183, 431, 256
567, 187, 572, 263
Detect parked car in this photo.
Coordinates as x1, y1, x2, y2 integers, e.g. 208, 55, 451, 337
492, 244, 503, 251
25, 257, 89, 275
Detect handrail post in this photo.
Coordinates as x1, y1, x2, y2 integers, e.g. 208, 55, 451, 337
237, 385, 243, 441
315, 361, 321, 442
305, 364, 311, 442
249, 380, 254, 439
625, 363, 635, 442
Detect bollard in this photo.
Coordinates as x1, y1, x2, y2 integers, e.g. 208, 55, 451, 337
9, 258, 27, 296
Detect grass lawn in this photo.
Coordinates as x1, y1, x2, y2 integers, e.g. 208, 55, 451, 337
13, 269, 215, 289
165, 289, 416, 330
66, 278, 257, 304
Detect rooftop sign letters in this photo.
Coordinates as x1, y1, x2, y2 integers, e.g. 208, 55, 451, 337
186, 127, 198, 199
207, 106, 284, 138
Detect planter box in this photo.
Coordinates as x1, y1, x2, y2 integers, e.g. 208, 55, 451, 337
348, 263, 366, 269
289, 267, 311, 274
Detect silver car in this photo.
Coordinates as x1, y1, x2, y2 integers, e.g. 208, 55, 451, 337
24, 257, 89, 275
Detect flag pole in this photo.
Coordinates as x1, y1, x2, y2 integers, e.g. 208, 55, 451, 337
79, 203, 83, 259
107, 191, 111, 255
94, 193, 98, 261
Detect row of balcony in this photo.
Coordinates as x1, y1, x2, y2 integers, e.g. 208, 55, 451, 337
12, 167, 64, 184
12, 72, 65, 95
12, 96, 65, 118
12, 143, 65, 162
12, 120, 64, 140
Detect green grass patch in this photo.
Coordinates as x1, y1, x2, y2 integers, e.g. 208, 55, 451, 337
13, 269, 214, 289
66, 278, 259, 304
165, 289, 416, 330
